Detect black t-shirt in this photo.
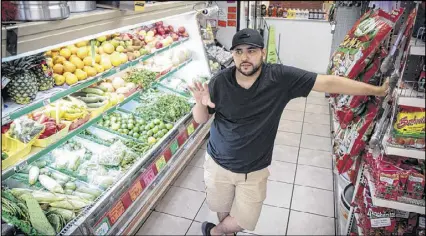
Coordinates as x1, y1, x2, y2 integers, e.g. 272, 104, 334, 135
206, 63, 317, 174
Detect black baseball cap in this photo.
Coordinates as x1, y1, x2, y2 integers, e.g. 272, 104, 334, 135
230, 28, 264, 50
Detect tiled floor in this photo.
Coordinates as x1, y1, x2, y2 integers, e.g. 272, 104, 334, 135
137, 92, 336, 235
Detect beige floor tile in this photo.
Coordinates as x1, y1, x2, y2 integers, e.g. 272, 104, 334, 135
291, 185, 334, 217
155, 186, 205, 219
264, 180, 293, 208
173, 165, 206, 192
305, 104, 330, 115
287, 210, 335, 235
281, 110, 304, 122
298, 148, 332, 169
272, 145, 298, 163
268, 161, 296, 183
302, 122, 331, 137
295, 165, 333, 190
304, 113, 331, 125
246, 205, 289, 235
137, 211, 192, 235
278, 120, 303, 133
275, 131, 301, 147
300, 134, 331, 152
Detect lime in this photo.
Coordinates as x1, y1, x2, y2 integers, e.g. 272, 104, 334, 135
123, 129, 129, 134
161, 129, 168, 134
142, 130, 147, 135
111, 123, 120, 131
138, 136, 145, 141
129, 130, 134, 136
145, 125, 151, 131
166, 124, 173, 130
111, 117, 117, 122
133, 127, 140, 133
147, 130, 154, 136
152, 126, 159, 134
133, 133, 140, 138
153, 119, 161, 125
127, 123, 134, 129
159, 123, 166, 129
138, 119, 146, 125
149, 122, 155, 129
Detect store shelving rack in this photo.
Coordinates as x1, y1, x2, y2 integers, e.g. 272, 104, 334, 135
329, 2, 426, 235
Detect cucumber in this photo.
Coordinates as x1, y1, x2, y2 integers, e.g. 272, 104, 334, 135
71, 92, 88, 97
94, 86, 108, 92
81, 88, 104, 96
87, 101, 108, 108
77, 96, 102, 103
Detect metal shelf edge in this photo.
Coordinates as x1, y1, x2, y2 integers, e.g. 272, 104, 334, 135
382, 134, 425, 160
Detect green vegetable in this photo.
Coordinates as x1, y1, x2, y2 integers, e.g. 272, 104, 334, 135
50, 171, 71, 183
48, 207, 75, 221
81, 87, 104, 95
39, 175, 64, 193
73, 191, 96, 201
87, 100, 108, 108
49, 199, 89, 210
31, 190, 65, 203
28, 166, 40, 185
2, 152, 8, 160
33, 160, 47, 168
124, 68, 157, 89
47, 213, 62, 233
75, 186, 102, 198
10, 188, 33, 198
65, 182, 77, 191
21, 194, 56, 236
1, 210, 38, 236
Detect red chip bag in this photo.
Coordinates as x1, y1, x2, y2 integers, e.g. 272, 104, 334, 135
327, 8, 403, 80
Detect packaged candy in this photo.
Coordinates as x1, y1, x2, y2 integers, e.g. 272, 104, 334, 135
406, 171, 425, 200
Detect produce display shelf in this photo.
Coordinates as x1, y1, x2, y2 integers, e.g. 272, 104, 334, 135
119, 117, 212, 235
1, 1, 198, 59
1, 59, 192, 180
1, 38, 189, 125
363, 170, 425, 214
382, 133, 425, 160
61, 112, 194, 236
397, 96, 426, 108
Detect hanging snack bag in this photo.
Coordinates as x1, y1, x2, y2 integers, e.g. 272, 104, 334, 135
335, 101, 378, 173
390, 106, 425, 150
327, 8, 403, 80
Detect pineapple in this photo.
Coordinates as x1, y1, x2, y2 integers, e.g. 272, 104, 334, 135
30, 53, 54, 91
2, 56, 40, 105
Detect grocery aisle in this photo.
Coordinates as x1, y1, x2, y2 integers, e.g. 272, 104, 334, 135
136, 91, 336, 235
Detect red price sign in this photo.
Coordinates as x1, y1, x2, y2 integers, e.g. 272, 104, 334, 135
129, 180, 143, 202
155, 155, 167, 172
142, 167, 156, 186
107, 201, 125, 225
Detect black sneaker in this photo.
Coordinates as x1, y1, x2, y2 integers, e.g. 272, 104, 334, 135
201, 221, 216, 236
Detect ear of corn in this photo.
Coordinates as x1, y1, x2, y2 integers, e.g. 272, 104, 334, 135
28, 166, 40, 185
38, 175, 65, 193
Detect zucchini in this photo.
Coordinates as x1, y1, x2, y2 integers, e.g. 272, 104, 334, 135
75, 186, 102, 198
87, 101, 108, 109
81, 88, 104, 96
77, 96, 102, 103
94, 86, 108, 92
71, 92, 88, 97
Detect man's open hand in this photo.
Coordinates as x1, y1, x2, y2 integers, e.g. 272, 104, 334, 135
188, 82, 216, 108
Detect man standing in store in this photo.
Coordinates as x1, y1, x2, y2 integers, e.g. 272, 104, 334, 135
189, 28, 389, 236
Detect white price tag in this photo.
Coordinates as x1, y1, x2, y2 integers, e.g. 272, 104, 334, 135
380, 176, 394, 185
419, 217, 425, 228
395, 210, 410, 218
408, 175, 423, 183
371, 218, 391, 228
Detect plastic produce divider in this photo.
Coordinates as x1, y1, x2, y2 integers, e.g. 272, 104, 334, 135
91, 117, 199, 235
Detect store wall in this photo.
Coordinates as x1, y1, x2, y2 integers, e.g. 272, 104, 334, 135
264, 18, 333, 74
215, 1, 238, 50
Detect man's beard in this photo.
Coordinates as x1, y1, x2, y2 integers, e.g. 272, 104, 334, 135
237, 61, 262, 76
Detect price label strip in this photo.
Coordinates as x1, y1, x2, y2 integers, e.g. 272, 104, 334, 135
107, 201, 125, 225
129, 180, 143, 202
187, 123, 195, 135
155, 155, 167, 172
170, 140, 179, 155
94, 217, 111, 236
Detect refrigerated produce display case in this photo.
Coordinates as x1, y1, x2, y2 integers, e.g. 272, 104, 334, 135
1, 2, 215, 235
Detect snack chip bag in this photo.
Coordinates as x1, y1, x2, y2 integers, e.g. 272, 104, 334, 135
327, 8, 403, 80
390, 106, 425, 149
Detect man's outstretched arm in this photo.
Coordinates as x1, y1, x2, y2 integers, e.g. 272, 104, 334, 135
312, 74, 389, 96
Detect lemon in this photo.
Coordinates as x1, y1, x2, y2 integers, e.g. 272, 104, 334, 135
93, 63, 105, 73
75, 41, 89, 48
102, 43, 115, 54
94, 54, 101, 64
53, 64, 64, 75
65, 73, 78, 85
53, 56, 66, 65
75, 69, 88, 81
100, 56, 112, 70
110, 54, 122, 67
83, 56, 93, 66
70, 57, 84, 69
63, 72, 73, 77
63, 61, 76, 73
67, 45, 78, 55
96, 36, 107, 42
51, 51, 59, 58
59, 48, 72, 59
53, 74, 66, 86
45, 51, 52, 57
77, 47, 88, 59
83, 66, 97, 77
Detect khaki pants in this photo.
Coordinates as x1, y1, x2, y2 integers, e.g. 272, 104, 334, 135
203, 153, 270, 231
